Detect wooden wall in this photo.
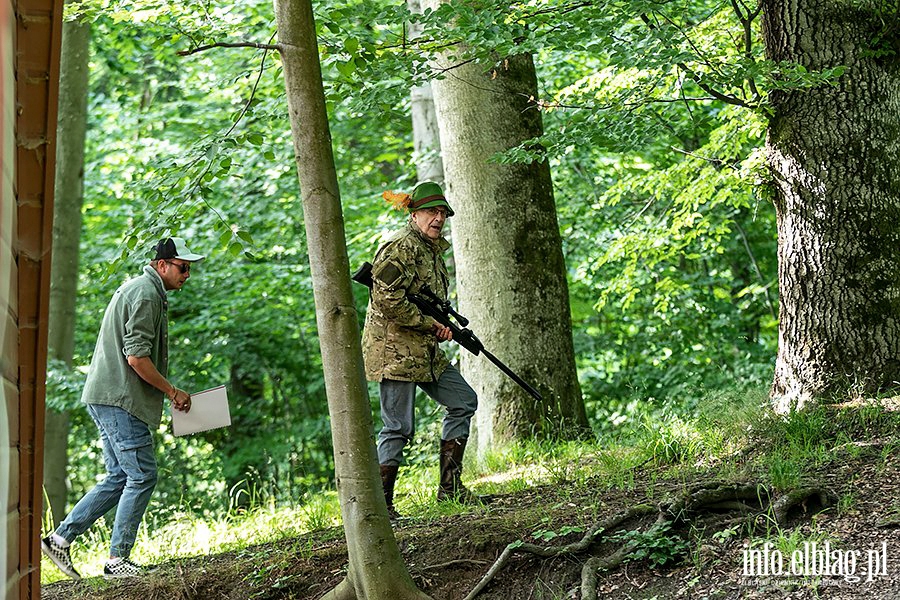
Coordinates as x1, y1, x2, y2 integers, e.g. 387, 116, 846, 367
6, 0, 63, 598
2, 0, 15, 597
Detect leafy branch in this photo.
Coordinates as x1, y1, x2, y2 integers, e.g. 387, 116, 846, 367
730, 0, 762, 98
109, 36, 276, 276
639, 13, 755, 109
177, 41, 281, 56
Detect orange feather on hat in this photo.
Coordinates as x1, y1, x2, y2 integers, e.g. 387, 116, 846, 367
382, 190, 411, 211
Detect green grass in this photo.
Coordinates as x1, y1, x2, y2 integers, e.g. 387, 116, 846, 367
42, 385, 900, 586
742, 514, 834, 592
40, 491, 343, 584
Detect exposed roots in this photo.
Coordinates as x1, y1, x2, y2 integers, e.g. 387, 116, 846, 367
771, 486, 839, 525
464, 483, 836, 600
319, 575, 434, 600
463, 504, 656, 600
318, 577, 354, 600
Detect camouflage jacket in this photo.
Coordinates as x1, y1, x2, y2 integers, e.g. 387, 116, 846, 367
362, 221, 451, 382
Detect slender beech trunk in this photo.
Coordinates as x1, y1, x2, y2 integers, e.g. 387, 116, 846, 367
763, 0, 900, 412
45, 7, 91, 525
421, 22, 589, 451
272, 1, 431, 598
407, 0, 443, 185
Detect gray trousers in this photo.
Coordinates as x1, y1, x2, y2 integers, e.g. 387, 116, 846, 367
377, 365, 478, 466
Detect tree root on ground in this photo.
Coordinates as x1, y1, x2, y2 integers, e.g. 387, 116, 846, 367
771, 486, 839, 525
464, 483, 836, 600
418, 559, 490, 571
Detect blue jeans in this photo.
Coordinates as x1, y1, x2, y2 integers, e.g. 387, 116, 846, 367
55, 404, 158, 558
377, 365, 478, 466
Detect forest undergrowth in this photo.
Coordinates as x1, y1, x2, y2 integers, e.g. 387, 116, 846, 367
42, 386, 900, 599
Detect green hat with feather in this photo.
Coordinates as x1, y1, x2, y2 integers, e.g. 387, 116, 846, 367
382, 181, 454, 216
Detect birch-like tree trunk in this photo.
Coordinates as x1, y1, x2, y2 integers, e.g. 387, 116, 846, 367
272, 1, 431, 598
422, 30, 589, 452
45, 7, 90, 525
763, 0, 900, 412
407, 0, 443, 185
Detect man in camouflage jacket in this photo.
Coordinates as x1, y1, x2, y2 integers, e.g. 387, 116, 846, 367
362, 181, 482, 518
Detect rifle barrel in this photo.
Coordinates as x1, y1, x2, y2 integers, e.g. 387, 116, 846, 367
386, 286, 543, 402
480, 348, 543, 401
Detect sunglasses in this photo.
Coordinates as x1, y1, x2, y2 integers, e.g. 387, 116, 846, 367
165, 260, 191, 274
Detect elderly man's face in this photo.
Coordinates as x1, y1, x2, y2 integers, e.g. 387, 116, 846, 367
411, 206, 448, 240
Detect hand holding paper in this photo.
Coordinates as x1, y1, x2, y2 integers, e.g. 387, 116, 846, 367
171, 387, 191, 412
171, 385, 231, 436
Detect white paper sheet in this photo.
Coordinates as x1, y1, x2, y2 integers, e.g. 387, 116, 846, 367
172, 385, 231, 436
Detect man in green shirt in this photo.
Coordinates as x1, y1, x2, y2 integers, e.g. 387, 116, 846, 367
41, 237, 204, 579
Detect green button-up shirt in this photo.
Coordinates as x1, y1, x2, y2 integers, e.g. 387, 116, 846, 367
81, 265, 169, 428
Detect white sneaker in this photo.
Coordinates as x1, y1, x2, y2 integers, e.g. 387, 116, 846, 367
41, 536, 82, 581
104, 558, 146, 579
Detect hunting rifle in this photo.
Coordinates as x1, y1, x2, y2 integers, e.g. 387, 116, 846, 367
352, 261, 543, 401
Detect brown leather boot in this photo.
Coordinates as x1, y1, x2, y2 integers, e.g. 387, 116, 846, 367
437, 437, 485, 504
380, 464, 401, 519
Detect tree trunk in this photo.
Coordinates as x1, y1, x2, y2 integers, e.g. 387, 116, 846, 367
763, 0, 900, 412
407, 0, 443, 185
272, 1, 431, 598
44, 7, 90, 525
423, 30, 589, 451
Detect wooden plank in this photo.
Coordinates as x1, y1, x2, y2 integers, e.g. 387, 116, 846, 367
1, 315, 14, 383
6, 447, 16, 525
0, 174, 17, 336
0, 239, 15, 324
1, 0, 11, 272
3, 380, 14, 446
5, 509, 15, 598
15, 0, 64, 595
1, 0, 14, 597
3, 365, 14, 600
3, 375, 13, 600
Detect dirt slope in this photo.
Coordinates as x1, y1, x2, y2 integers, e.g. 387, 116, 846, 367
42, 439, 900, 600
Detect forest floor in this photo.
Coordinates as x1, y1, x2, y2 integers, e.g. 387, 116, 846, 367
43, 404, 900, 600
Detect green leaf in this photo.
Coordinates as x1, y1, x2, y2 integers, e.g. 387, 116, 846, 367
336, 60, 355, 77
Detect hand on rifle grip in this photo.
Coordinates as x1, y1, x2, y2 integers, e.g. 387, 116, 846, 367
432, 320, 453, 341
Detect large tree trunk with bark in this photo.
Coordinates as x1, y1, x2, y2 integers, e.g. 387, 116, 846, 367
422, 32, 589, 452
45, 7, 90, 525
763, 0, 900, 412
273, 1, 431, 598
